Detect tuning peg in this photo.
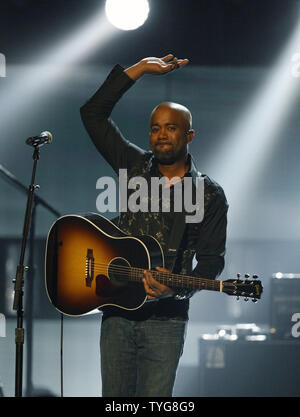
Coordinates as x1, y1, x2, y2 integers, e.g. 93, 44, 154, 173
233, 273, 241, 284
236, 296, 240, 302
252, 274, 258, 280
244, 274, 250, 280
252, 298, 258, 303
244, 297, 249, 302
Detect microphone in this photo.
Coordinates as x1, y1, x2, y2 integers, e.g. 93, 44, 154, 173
26, 131, 53, 147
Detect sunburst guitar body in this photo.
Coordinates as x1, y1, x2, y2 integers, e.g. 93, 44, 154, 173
45, 213, 263, 316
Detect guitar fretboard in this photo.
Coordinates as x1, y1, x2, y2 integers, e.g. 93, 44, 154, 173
129, 267, 221, 292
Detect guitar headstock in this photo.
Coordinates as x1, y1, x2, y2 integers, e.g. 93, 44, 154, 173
223, 274, 263, 302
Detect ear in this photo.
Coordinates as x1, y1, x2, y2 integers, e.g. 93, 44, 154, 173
186, 129, 195, 144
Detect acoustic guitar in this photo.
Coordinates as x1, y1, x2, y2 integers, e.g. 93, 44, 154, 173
45, 213, 263, 316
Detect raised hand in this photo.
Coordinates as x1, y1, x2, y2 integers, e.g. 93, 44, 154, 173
140, 54, 189, 74
125, 54, 189, 80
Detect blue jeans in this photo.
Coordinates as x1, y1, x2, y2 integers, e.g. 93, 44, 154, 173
100, 316, 187, 397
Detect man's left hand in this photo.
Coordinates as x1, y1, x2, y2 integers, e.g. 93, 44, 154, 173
143, 267, 175, 300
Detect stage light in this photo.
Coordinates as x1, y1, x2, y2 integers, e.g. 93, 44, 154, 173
105, 0, 149, 30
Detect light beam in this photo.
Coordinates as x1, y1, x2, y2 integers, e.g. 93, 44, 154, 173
0, 9, 117, 131
207, 5, 300, 226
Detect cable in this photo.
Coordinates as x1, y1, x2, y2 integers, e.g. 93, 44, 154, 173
60, 313, 64, 397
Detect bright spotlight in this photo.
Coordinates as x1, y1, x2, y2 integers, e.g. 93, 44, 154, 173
105, 0, 150, 31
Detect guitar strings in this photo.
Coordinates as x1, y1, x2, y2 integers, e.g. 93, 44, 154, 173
84, 261, 221, 289
88, 261, 205, 281
90, 261, 256, 284
85, 262, 257, 293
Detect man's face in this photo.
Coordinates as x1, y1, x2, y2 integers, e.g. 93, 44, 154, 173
150, 106, 193, 165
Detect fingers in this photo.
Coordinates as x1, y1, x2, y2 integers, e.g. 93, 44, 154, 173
143, 268, 173, 300
141, 55, 189, 77
155, 266, 170, 273
176, 58, 189, 68
160, 54, 189, 64
172, 57, 189, 69
160, 55, 189, 70
161, 54, 174, 62
143, 270, 158, 300
143, 269, 164, 299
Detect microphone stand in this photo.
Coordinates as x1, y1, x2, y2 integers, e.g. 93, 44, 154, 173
8, 141, 59, 397
13, 145, 40, 397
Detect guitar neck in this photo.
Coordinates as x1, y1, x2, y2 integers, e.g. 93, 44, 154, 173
130, 267, 222, 292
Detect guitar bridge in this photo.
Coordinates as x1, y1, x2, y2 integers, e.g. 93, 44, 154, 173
85, 249, 94, 287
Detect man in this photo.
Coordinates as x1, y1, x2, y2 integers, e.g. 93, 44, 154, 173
80, 54, 228, 397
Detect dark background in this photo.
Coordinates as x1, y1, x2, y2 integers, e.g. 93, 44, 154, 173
0, 0, 299, 66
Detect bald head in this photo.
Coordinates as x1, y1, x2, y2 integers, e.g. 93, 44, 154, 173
149, 101, 195, 165
150, 102, 192, 132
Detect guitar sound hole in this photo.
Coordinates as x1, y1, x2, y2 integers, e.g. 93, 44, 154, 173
108, 257, 131, 287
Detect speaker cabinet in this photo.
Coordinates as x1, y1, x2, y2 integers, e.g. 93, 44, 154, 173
199, 339, 300, 397
270, 276, 300, 339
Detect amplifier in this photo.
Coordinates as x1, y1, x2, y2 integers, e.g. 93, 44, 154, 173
199, 339, 300, 397
270, 274, 300, 339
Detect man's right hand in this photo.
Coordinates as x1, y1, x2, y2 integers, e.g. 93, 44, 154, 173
125, 54, 189, 81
